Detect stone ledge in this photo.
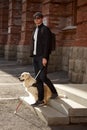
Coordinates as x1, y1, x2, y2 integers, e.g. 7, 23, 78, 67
48, 98, 86, 116
19, 83, 87, 125
62, 25, 76, 31
19, 96, 69, 126
55, 84, 87, 107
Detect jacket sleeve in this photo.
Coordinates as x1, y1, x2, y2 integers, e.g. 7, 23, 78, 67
42, 27, 51, 59
29, 28, 35, 57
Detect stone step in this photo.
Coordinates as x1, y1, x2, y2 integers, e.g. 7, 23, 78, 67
20, 96, 69, 126
34, 105, 69, 126
51, 124, 87, 130
70, 116, 87, 124
62, 98, 87, 117
55, 84, 87, 107
20, 83, 87, 125
48, 98, 87, 117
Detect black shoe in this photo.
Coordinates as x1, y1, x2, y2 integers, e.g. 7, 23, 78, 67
50, 93, 58, 99
31, 100, 44, 107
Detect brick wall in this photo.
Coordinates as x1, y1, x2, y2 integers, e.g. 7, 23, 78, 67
61, 0, 87, 83
17, 0, 42, 64
5, 0, 22, 60
75, 0, 87, 46
0, 0, 9, 57
0, 0, 87, 83
42, 0, 67, 72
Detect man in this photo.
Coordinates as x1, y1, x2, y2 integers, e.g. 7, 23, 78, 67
30, 12, 58, 106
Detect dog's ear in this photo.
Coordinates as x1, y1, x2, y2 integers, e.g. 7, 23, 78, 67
27, 72, 31, 77
22, 72, 30, 76
25, 72, 31, 79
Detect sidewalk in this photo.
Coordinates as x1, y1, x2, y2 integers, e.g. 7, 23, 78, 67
0, 58, 87, 130
0, 59, 51, 130
0, 58, 69, 130
0, 58, 69, 83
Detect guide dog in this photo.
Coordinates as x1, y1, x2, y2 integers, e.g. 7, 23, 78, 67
19, 72, 52, 104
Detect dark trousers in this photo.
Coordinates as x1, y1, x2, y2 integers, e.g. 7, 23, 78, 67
33, 56, 57, 101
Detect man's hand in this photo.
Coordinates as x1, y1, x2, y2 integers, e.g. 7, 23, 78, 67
42, 58, 47, 66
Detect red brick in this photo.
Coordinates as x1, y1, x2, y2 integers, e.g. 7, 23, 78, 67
74, 39, 87, 47
76, 23, 87, 39
9, 0, 22, 10
2, 15, 8, 22
77, 0, 87, 7
77, 6, 87, 23
8, 26, 21, 34
2, 35, 8, 43
7, 34, 20, 45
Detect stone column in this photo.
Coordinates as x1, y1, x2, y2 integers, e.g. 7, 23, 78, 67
69, 0, 87, 83
5, 0, 22, 60
61, 0, 77, 72
17, 0, 41, 65
0, 2, 3, 57
75, 0, 87, 46
0, 0, 9, 57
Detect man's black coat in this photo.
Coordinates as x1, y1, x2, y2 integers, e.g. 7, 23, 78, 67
30, 23, 51, 59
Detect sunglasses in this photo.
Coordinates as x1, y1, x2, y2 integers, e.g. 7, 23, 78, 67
34, 16, 42, 20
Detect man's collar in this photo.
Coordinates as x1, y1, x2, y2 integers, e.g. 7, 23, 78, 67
37, 23, 43, 28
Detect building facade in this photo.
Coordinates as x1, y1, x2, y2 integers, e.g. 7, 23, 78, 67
0, 0, 87, 83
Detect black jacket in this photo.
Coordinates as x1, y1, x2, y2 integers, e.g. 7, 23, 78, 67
30, 23, 51, 59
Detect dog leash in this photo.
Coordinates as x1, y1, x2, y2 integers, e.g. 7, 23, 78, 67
14, 66, 45, 114
35, 66, 45, 80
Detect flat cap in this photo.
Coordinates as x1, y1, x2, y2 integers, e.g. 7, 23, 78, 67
33, 12, 43, 19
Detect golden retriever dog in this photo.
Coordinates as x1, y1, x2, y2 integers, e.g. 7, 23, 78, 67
19, 72, 52, 105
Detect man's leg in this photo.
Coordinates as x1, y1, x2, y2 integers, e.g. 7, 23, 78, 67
40, 66, 58, 99
32, 56, 44, 106
36, 78, 44, 101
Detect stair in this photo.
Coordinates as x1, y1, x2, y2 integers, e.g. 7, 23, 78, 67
34, 105, 69, 125
55, 84, 87, 106
48, 98, 87, 124
20, 84, 87, 126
